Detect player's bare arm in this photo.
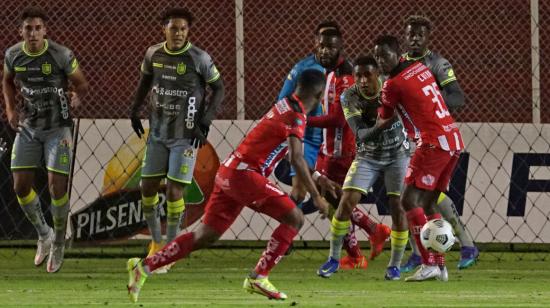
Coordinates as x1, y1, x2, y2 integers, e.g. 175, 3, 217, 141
440, 81, 465, 112
288, 135, 330, 217
67, 67, 89, 109
2, 65, 19, 132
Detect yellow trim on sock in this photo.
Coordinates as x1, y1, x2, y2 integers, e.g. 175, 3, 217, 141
52, 193, 69, 207
142, 194, 159, 207
167, 199, 185, 215
391, 230, 409, 247
387, 191, 401, 197
17, 189, 37, 206
330, 217, 351, 236
437, 193, 447, 205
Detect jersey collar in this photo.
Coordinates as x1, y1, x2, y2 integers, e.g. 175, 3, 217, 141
163, 41, 192, 55
291, 94, 306, 113
404, 49, 431, 61
22, 39, 49, 57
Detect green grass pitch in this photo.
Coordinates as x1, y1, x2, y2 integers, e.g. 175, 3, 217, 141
0, 248, 549, 307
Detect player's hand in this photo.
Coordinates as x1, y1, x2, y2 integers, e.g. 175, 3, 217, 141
68, 91, 81, 109
130, 114, 145, 139
190, 126, 207, 149
313, 195, 330, 219
6, 109, 20, 132
317, 175, 342, 199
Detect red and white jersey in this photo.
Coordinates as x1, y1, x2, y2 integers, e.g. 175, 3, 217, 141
308, 58, 356, 158
227, 94, 307, 176
379, 61, 464, 152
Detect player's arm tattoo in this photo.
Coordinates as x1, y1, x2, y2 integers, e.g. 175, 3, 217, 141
201, 78, 225, 127
129, 73, 153, 116
441, 81, 465, 113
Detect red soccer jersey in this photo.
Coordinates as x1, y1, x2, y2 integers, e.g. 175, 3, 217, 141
308, 59, 356, 158
230, 95, 307, 176
379, 61, 464, 152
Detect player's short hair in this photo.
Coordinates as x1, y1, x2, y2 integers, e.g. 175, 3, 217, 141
315, 20, 341, 35
374, 35, 400, 53
405, 15, 432, 31
161, 7, 193, 26
354, 55, 378, 68
319, 28, 342, 39
21, 6, 48, 22
297, 69, 326, 92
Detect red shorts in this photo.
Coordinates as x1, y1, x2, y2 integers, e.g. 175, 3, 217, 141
202, 165, 296, 235
405, 144, 460, 192
315, 153, 354, 185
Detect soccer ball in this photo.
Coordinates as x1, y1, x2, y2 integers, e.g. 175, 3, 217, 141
420, 219, 456, 253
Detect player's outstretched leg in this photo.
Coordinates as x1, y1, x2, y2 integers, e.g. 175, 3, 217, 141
339, 228, 368, 270
351, 207, 390, 260
244, 206, 302, 300
436, 193, 479, 269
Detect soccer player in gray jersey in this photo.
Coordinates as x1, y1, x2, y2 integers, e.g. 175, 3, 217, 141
3, 7, 89, 273
318, 56, 410, 280
399, 15, 479, 272
129, 7, 224, 269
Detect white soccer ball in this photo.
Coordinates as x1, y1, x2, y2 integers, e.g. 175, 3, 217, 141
420, 219, 456, 253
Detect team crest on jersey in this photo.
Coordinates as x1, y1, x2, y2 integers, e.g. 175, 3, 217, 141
447, 69, 455, 78
42, 63, 52, 75
421, 174, 435, 186
183, 149, 194, 158
176, 62, 186, 75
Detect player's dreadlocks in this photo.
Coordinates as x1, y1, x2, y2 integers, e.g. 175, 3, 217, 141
404, 15, 432, 31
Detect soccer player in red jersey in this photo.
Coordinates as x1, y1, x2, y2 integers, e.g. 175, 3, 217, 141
308, 28, 391, 268
127, 69, 333, 302
373, 35, 464, 282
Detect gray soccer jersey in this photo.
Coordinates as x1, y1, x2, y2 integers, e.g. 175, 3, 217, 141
4, 40, 78, 130
404, 50, 457, 88
141, 42, 221, 141
341, 84, 409, 161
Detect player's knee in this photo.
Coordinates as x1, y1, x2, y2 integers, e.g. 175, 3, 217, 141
13, 180, 32, 198
48, 181, 67, 200
140, 179, 159, 197
281, 207, 304, 230
166, 180, 184, 201
337, 195, 356, 220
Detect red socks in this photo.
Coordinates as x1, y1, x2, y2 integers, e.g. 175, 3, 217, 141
406, 207, 435, 265
343, 228, 363, 258
254, 224, 298, 276
351, 207, 377, 236
143, 232, 194, 272
427, 213, 445, 267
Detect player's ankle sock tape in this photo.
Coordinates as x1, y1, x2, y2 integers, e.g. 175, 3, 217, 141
390, 230, 409, 247
142, 194, 159, 208
51, 193, 69, 207
17, 189, 37, 206
331, 217, 351, 237
167, 199, 185, 218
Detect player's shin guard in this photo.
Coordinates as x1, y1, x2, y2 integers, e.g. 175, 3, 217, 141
343, 228, 362, 258
17, 189, 50, 239
166, 199, 185, 243
351, 207, 377, 236
427, 213, 445, 267
329, 217, 351, 260
142, 194, 162, 244
143, 232, 194, 273
388, 230, 409, 268
254, 224, 298, 276
406, 207, 435, 265
51, 193, 69, 243
437, 193, 474, 247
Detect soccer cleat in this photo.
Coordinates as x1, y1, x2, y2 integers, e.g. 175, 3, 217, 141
317, 257, 340, 278
339, 255, 368, 270
369, 224, 391, 260
46, 242, 65, 273
35, 228, 54, 266
400, 253, 422, 273
243, 276, 287, 300
147, 241, 170, 274
404, 264, 441, 282
458, 246, 479, 270
439, 265, 449, 282
384, 266, 401, 280
127, 258, 149, 303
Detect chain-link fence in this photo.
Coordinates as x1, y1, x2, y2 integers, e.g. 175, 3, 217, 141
1, 0, 549, 262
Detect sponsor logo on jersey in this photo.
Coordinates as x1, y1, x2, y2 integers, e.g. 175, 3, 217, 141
177, 62, 186, 75
275, 100, 290, 114
42, 62, 52, 75
448, 69, 455, 78
185, 97, 197, 129
14, 66, 27, 72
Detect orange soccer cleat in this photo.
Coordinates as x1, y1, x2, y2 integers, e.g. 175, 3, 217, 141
369, 224, 391, 260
